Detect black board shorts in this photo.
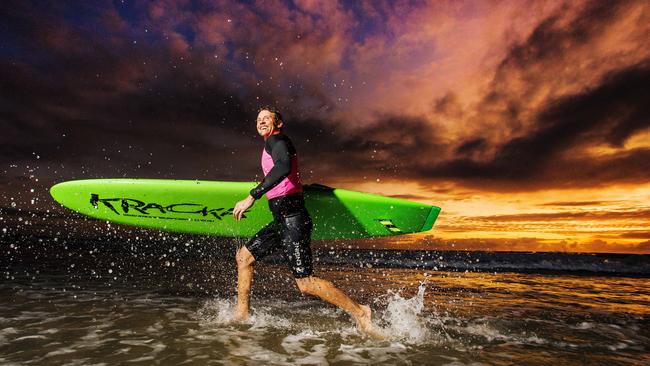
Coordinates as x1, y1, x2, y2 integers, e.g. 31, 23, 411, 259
245, 194, 313, 278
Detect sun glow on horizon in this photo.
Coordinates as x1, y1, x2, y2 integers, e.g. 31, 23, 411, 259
334, 180, 650, 254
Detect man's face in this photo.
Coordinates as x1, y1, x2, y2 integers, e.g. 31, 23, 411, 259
256, 109, 282, 138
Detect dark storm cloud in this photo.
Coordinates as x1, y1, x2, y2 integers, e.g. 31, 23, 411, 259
288, 57, 650, 187
284, 114, 446, 183
455, 139, 487, 157
0, 58, 258, 179
414, 0, 650, 188
1, 0, 355, 184
1, 0, 649, 192
0, 1, 266, 183
455, 62, 650, 183
285, 1, 650, 189
498, 1, 625, 71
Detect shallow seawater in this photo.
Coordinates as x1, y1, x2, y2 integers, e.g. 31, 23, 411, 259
1, 254, 649, 365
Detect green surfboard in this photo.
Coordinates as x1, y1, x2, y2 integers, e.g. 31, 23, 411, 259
50, 179, 440, 240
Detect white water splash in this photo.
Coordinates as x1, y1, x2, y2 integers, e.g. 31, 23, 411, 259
197, 298, 292, 329
196, 283, 434, 344
196, 298, 236, 325
378, 282, 429, 343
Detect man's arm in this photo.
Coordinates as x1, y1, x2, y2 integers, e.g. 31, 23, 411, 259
233, 194, 254, 220
249, 136, 292, 199
234, 136, 292, 220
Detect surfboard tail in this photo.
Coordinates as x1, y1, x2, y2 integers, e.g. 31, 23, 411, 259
421, 206, 441, 232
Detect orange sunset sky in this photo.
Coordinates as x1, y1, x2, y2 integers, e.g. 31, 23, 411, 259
1, 1, 649, 253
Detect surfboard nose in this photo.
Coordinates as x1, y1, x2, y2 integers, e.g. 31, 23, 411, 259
50, 180, 89, 207
50, 181, 67, 204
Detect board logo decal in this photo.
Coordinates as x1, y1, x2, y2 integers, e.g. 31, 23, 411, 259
377, 219, 402, 234
90, 193, 248, 220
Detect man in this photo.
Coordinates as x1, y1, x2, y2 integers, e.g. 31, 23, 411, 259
232, 107, 381, 338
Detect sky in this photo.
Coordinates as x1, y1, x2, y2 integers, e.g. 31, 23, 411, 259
1, 0, 649, 253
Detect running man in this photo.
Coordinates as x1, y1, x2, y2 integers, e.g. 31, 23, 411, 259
232, 107, 381, 337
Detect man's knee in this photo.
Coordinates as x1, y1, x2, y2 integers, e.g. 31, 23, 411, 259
236, 247, 254, 269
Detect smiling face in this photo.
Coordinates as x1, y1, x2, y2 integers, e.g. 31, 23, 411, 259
256, 109, 283, 139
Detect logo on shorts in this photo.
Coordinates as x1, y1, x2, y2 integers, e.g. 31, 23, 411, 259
294, 246, 302, 265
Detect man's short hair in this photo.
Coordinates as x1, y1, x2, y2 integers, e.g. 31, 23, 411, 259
258, 106, 283, 125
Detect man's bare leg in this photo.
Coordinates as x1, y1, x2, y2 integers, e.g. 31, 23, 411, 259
295, 276, 384, 339
233, 246, 255, 322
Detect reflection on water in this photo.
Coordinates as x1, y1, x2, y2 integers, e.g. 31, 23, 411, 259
1, 257, 649, 365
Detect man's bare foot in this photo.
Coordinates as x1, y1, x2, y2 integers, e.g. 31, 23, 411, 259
354, 305, 386, 340
231, 309, 249, 323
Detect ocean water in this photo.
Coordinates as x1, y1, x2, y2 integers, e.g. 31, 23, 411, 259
1, 236, 649, 365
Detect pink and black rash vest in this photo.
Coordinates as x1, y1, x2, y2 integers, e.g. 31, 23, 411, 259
249, 134, 303, 200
